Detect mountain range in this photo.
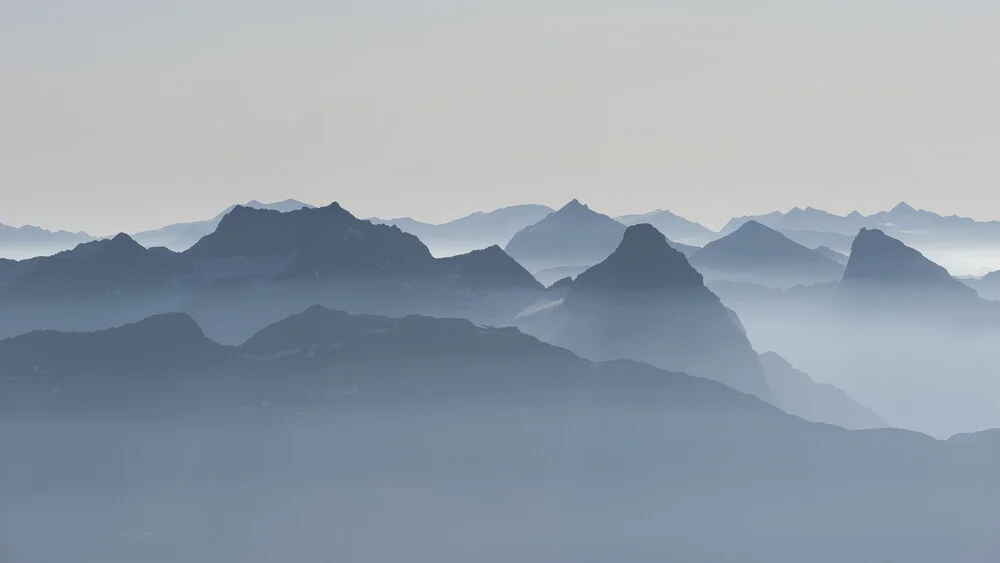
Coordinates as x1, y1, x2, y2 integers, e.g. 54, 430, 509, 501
3, 307, 1000, 562
131, 199, 315, 250
690, 221, 845, 289
711, 226, 1000, 437
0, 202, 545, 342
369, 204, 554, 257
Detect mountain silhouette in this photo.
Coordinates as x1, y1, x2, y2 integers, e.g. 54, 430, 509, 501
0, 222, 95, 260
525, 224, 771, 397
841, 228, 976, 297
132, 199, 314, 251
504, 200, 627, 270
759, 352, 886, 430
437, 245, 544, 291
0, 313, 227, 374
721, 206, 875, 237
615, 209, 715, 244
1, 233, 185, 300
813, 245, 849, 265
370, 204, 553, 256
690, 221, 845, 288
6, 309, 1000, 562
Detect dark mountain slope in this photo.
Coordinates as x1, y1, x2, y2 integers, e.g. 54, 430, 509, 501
526, 223, 770, 397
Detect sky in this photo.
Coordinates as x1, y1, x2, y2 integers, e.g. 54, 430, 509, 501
2, 0, 999, 234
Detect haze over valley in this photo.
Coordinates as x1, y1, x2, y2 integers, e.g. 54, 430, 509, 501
5, 1, 1000, 560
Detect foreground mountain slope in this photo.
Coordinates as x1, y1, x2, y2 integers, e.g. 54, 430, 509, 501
2, 309, 1000, 562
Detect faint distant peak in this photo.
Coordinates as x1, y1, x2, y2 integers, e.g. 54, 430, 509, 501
890, 201, 916, 214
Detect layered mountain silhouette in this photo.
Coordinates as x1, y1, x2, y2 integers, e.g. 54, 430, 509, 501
759, 352, 886, 430
370, 204, 553, 257
0, 233, 186, 300
722, 206, 876, 237
615, 209, 715, 244
5, 308, 1000, 563
0, 222, 95, 259
840, 228, 977, 301
813, 245, 850, 265
0, 202, 544, 341
966, 269, 1000, 301
505, 200, 627, 271
131, 199, 314, 251
522, 223, 770, 397
690, 221, 845, 288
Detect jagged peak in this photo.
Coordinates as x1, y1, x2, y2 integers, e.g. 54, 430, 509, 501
558, 199, 589, 212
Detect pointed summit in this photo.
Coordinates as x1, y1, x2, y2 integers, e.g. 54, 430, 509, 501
437, 245, 543, 291
689, 221, 843, 288
105, 232, 145, 254
533, 226, 771, 397
559, 199, 588, 212
504, 200, 625, 270
842, 229, 972, 294
571, 224, 703, 293
891, 201, 916, 214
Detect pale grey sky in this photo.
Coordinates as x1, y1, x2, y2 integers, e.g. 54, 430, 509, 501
2, 0, 999, 234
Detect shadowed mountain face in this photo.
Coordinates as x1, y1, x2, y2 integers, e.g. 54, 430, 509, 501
523, 224, 770, 397
690, 221, 845, 289
505, 200, 627, 270
370, 204, 554, 257
4, 309, 1000, 562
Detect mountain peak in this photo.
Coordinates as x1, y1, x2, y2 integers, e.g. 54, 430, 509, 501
558, 199, 589, 213
843, 228, 973, 294
438, 245, 543, 291
107, 232, 143, 249
891, 201, 916, 213
571, 223, 703, 292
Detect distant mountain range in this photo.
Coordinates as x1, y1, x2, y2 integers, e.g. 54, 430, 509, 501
370, 204, 554, 257
0, 202, 545, 342
615, 209, 715, 245
690, 221, 845, 289
711, 227, 1000, 437
131, 199, 315, 250
505, 200, 699, 274
0, 223, 95, 260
